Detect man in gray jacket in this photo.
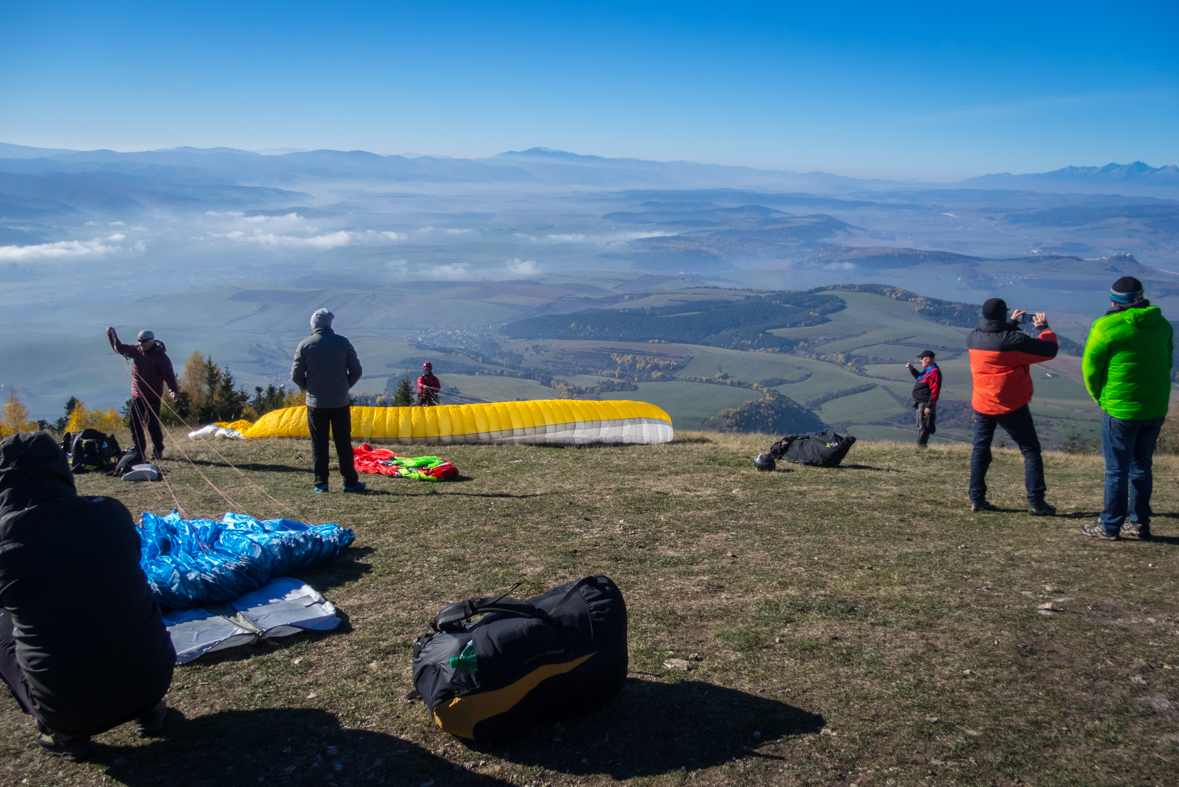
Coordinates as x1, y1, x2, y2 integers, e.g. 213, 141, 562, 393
291, 309, 365, 493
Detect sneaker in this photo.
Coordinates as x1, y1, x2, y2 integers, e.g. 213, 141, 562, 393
37, 732, 93, 762
343, 481, 366, 494
1081, 521, 1119, 541
1121, 521, 1152, 540
971, 501, 999, 512
136, 699, 167, 738
313, 485, 329, 494
1028, 502, 1057, 517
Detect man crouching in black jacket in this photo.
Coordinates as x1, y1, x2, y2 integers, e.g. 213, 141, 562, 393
0, 432, 175, 761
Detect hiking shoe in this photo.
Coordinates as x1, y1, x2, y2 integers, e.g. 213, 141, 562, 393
151, 448, 165, 461
343, 481, 366, 494
1081, 521, 1119, 541
971, 501, 999, 512
37, 733, 93, 762
136, 699, 167, 738
313, 485, 329, 494
1121, 521, 1152, 540
1028, 502, 1057, 517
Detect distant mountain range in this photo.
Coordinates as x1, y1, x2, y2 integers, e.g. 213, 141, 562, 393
0, 141, 1176, 205
962, 162, 1179, 196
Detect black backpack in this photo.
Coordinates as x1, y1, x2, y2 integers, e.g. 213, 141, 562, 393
64, 429, 121, 474
112, 446, 144, 477
411, 575, 628, 741
769, 429, 856, 468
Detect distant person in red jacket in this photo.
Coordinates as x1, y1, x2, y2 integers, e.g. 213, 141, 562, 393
966, 298, 1058, 516
905, 350, 941, 447
417, 362, 441, 406
106, 327, 178, 461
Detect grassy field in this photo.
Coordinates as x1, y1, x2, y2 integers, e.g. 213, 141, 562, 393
2, 429, 1177, 787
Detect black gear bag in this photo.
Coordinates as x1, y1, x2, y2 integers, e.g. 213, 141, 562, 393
769, 429, 856, 468
411, 575, 628, 741
62, 429, 121, 474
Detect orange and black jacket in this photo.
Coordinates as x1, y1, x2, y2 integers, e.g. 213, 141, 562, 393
967, 318, 1058, 415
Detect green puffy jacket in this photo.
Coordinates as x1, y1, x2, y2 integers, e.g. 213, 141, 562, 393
1082, 304, 1173, 420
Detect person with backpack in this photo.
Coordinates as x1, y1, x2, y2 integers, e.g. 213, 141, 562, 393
106, 327, 179, 462
291, 309, 365, 493
417, 361, 442, 406
1079, 276, 1173, 541
967, 298, 1058, 515
0, 432, 175, 762
906, 350, 941, 446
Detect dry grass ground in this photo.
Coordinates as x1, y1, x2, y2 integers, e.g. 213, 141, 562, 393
2, 430, 1177, 787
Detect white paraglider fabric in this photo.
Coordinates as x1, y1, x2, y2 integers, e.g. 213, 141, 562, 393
163, 577, 341, 664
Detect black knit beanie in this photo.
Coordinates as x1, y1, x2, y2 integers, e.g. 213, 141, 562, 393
1110, 276, 1144, 304
982, 298, 1007, 320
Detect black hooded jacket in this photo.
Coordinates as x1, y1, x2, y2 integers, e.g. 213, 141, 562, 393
0, 432, 174, 736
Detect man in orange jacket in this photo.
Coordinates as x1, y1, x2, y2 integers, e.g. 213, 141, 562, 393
967, 298, 1058, 515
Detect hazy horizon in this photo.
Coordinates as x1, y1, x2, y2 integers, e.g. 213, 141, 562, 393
2, 2, 1176, 181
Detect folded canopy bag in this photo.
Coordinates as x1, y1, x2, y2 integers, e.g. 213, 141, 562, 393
769, 429, 856, 467
411, 575, 628, 741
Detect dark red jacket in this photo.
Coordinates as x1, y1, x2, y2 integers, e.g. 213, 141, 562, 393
418, 373, 441, 404
967, 319, 1058, 415
110, 337, 179, 400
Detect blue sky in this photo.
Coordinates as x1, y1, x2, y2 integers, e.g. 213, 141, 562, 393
1, 1, 1175, 180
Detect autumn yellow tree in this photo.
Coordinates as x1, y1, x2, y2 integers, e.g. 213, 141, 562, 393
65, 401, 126, 434
180, 352, 210, 412
0, 392, 37, 436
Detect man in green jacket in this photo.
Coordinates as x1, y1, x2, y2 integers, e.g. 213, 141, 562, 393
1080, 276, 1174, 541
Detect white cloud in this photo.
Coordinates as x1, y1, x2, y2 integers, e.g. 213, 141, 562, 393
386, 257, 540, 281
506, 258, 539, 277
0, 236, 135, 262
107, 233, 126, 241
563, 230, 673, 244
212, 228, 405, 250
444, 228, 471, 235
108, 221, 126, 227
242, 230, 354, 249
241, 212, 305, 225
513, 230, 676, 245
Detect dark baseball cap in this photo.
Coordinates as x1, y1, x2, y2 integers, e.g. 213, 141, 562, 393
917, 350, 935, 359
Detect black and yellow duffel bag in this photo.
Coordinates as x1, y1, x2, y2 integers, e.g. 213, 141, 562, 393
410, 575, 628, 740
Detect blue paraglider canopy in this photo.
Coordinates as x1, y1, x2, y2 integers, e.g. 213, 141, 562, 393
139, 510, 355, 611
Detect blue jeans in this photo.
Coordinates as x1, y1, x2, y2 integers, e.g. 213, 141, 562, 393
970, 404, 1046, 506
1099, 414, 1165, 534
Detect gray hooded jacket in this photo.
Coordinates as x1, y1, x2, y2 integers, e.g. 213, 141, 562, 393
291, 328, 363, 409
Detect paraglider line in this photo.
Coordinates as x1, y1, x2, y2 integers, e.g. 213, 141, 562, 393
149, 378, 306, 521
116, 357, 244, 518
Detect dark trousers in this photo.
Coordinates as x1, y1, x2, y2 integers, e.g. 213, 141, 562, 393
970, 404, 1046, 505
308, 406, 358, 488
916, 402, 936, 446
1100, 413, 1165, 533
0, 610, 38, 722
130, 396, 165, 458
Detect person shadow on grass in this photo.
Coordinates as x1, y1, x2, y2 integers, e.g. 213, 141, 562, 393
95, 706, 513, 786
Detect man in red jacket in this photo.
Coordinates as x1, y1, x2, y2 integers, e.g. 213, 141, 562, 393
966, 298, 1058, 515
906, 350, 941, 446
106, 328, 179, 461
417, 362, 442, 406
